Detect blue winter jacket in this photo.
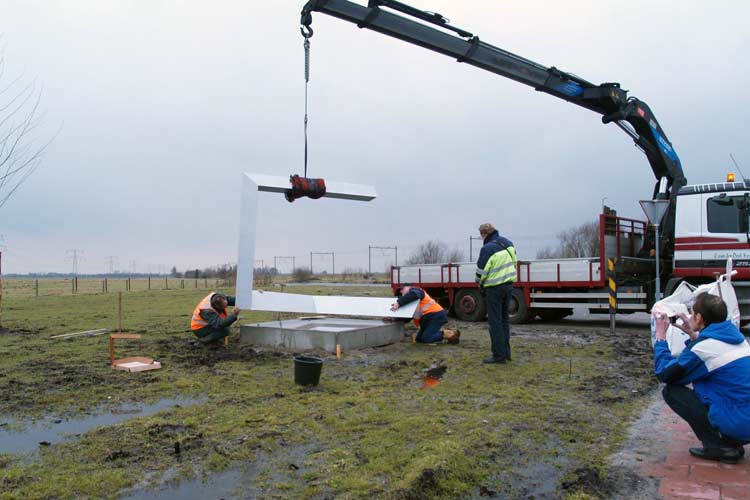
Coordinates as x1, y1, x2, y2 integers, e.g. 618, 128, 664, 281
654, 320, 750, 441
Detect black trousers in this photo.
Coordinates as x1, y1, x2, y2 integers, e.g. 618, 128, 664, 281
662, 384, 748, 448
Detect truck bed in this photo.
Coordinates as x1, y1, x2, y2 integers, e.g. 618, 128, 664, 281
392, 257, 602, 288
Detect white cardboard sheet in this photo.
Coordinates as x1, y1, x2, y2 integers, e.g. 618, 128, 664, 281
251, 291, 416, 318
235, 173, 415, 318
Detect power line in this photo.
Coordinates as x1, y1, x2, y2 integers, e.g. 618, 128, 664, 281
104, 256, 118, 274
310, 251, 334, 274
65, 249, 84, 275
273, 256, 296, 274
368, 245, 397, 274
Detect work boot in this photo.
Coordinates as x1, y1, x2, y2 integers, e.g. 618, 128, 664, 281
443, 328, 461, 345
482, 356, 506, 364
688, 446, 740, 464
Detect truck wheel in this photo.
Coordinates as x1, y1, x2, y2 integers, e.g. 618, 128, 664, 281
454, 289, 487, 322
509, 288, 530, 324
536, 308, 573, 322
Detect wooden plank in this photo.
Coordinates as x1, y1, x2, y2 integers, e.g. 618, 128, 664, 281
50, 328, 109, 339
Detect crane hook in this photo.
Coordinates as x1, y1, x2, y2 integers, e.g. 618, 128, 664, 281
300, 25, 314, 39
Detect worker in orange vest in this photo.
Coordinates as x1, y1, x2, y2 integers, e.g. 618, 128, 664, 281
390, 284, 460, 344
190, 292, 241, 345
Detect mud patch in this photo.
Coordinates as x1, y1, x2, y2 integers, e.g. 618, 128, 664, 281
154, 339, 289, 367
393, 467, 445, 500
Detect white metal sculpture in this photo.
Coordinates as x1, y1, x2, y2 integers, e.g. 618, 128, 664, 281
235, 173, 416, 318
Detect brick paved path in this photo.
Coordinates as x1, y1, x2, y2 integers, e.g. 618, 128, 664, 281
643, 405, 750, 500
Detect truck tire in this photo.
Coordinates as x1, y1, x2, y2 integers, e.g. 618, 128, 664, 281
509, 288, 531, 324
454, 289, 487, 322
536, 308, 573, 322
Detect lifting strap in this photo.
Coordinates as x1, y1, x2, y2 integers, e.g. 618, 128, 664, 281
290, 18, 327, 203
302, 28, 312, 178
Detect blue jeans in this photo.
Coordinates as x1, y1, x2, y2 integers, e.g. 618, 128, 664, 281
485, 283, 513, 360
417, 311, 448, 343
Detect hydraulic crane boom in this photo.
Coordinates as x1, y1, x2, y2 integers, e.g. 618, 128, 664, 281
301, 0, 688, 241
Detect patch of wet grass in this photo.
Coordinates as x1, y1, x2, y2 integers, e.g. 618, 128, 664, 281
0, 284, 656, 499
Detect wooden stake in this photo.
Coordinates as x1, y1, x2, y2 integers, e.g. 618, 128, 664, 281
109, 333, 143, 366
117, 292, 123, 333
336, 344, 342, 359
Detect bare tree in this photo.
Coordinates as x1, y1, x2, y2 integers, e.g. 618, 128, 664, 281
536, 220, 600, 259
0, 43, 55, 210
406, 240, 466, 264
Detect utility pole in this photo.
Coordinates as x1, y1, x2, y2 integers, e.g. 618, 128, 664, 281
310, 251, 335, 275
368, 245, 397, 274
66, 249, 84, 275
469, 236, 483, 261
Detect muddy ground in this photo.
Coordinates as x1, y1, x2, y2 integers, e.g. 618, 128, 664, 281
0, 286, 661, 499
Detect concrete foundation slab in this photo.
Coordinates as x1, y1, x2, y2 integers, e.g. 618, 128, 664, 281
240, 317, 404, 352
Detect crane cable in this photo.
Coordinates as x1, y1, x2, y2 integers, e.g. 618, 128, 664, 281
301, 26, 313, 178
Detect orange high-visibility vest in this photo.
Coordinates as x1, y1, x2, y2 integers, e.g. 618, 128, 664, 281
412, 289, 443, 327
190, 293, 227, 331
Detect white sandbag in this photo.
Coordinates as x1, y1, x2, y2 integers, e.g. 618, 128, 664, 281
650, 259, 740, 356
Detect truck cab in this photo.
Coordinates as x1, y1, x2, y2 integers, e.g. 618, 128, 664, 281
670, 179, 750, 323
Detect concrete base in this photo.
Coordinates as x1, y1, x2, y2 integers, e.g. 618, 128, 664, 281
240, 317, 404, 352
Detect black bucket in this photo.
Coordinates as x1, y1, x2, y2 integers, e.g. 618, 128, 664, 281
294, 355, 323, 386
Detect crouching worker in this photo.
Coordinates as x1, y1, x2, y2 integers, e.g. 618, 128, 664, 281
653, 292, 750, 463
190, 292, 241, 345
390, 284, 460, 344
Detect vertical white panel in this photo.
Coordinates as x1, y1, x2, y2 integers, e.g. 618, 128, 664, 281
235, 174, 258, 309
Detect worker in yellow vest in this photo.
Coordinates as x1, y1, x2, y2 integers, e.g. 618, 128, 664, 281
476, 222, 517, 364
190, 292, 241, 345
390, 284, 460, 344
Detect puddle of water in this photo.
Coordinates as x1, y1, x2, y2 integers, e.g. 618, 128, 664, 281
0, 397, 204, 455
123, 468, 246, 500
122, 444, 315, 499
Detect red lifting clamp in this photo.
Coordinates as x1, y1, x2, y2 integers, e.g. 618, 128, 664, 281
285, 174, 327, 202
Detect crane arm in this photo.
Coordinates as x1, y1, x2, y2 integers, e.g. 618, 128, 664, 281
300, 0, 687, 200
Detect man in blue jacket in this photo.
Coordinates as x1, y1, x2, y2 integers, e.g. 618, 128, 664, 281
476, 223, 517, 364
653, 292, 750, 463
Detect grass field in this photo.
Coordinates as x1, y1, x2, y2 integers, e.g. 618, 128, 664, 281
0, 279, 656, 499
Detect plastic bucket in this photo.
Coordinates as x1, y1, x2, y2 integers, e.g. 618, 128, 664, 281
294, 355, 323, 386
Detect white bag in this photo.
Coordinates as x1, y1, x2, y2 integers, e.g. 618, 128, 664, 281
650, 259, 740, 356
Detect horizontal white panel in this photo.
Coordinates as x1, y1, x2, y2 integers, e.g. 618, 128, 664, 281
245, 173, 377, 201
250, 290, 416, 318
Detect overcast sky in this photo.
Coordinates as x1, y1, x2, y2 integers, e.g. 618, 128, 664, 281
1, 0, 748, 274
